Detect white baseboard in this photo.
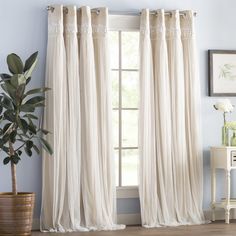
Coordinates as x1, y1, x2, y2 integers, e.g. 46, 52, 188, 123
117, 213, 141, 225
204, 208, 236, 221
32, 209, 236, 230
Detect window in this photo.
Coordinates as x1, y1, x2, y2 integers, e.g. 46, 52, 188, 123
109, 30, 139, 187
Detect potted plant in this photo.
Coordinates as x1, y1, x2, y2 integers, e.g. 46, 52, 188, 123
0, 52, 52, 235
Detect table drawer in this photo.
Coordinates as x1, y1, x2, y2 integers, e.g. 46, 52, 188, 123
231, 151, 236, 167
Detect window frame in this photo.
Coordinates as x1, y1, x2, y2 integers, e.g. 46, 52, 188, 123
109, 15, 140, 197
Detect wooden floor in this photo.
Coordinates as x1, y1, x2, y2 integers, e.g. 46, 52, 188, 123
32, 220, 236, 236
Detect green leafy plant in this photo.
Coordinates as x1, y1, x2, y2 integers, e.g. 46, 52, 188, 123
0, 52, 53, 195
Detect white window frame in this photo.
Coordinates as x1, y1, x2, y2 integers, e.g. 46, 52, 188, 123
109, 15, 140, 198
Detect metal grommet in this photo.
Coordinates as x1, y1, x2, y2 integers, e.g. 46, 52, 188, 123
47, 6, 55, 12
63, 7, 68, 14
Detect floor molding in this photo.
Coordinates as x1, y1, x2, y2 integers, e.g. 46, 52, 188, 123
117, 213, 141, 225
204, 208, 236, 221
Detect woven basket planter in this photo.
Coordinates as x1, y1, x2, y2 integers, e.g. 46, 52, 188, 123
0, 192, 35, 236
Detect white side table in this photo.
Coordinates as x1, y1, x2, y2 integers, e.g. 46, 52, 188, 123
211, 146, 236, 224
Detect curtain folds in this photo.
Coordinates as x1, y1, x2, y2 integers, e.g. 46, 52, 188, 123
139, 9, 205, 227
41, 5, 125, 232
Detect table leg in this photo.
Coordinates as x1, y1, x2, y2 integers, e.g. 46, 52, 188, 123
211, 167, 216, 221
225, 169, 231, 224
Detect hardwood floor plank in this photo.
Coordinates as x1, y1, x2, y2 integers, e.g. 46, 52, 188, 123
32, 220, 236, 236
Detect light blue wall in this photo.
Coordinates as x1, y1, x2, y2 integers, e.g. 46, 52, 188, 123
1, 0, 236, 219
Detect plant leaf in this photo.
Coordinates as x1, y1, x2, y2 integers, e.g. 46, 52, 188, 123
25, 87, 50, 96
0, 73, 11, 80
3, 110, 15, 122
39, 137, 53, 155
2, 146, 9, 154
2, 123, 12, 134
19, 118, 28, 134
10, 74, 26, 88
24, 52, 38, 71
24, 52, 38, 79
1, 82, 16, 99
26, 140, 33, 149
17, 150, 22, 156
25, 96, 45, 105
24, 146, 32, 157
34, 102, 45, 107
11, 154, 21, 164
33, 144, 40, 154
3, 157, 10, 165
25, 96, 45, 107
15, 84, 25, 103
23, 114, 38, 120
1, 95, 13, 110
26, 77, 31, 85
28, 119, 37, 134
9, 130, 17, 143
20, 104, 35, 112
7, 53, 23, 74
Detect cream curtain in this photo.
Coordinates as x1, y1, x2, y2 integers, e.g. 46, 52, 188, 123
41, 5, 125, 232
139, 9, 205, 227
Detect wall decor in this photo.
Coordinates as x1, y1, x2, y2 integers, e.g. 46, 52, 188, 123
209, 50, 236, 96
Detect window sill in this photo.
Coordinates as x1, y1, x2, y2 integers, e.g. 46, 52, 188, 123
116, 186, 139, 198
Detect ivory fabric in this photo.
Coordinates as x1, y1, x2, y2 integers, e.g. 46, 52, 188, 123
139, 9, 205, 227
41, 5, 124, 232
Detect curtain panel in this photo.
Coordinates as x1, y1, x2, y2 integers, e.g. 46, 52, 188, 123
139, 9, 205, 227
41, 5, 125, 232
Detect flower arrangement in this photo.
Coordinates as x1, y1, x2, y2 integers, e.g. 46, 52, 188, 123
225, 121, 236, 130
213, 99, 234, 124
214, 99, 234, 146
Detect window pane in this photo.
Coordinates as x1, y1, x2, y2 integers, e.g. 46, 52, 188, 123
122, 110, 138, 147
111, 71, 119, 108
122, 71, 139, 108
114, 150, 119, 186
122, 32, 139, 69
112, 110, 119, 148
108, 31, 119, 69
122, 149, 139, 186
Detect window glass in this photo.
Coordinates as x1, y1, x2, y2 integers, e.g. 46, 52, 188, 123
122, 149, 139, 186
122, 110, 138, 147
122, 32, 139, 69
109, 30, 139, 187
122, 71, 139, 108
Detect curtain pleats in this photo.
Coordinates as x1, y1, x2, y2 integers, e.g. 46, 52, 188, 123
42, 5, 205, 231
41, 5, 124, 232
139, 9, 205, 227
181, 12, 204, 221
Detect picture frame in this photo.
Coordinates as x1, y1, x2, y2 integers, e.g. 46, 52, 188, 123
208, 50, 236, 96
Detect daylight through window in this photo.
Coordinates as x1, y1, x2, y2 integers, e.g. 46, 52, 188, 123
109, 31, 139, 187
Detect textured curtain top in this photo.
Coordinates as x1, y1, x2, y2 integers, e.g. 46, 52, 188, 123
48, 5, 108, 38
140, 9, 195, 40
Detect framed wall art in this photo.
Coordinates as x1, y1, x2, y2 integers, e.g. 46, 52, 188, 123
209, 50, 236, 96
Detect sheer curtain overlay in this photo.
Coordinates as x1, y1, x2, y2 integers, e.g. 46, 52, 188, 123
41, 5, 125, 232
139, 9, 206, 227
41, 5, 206, 231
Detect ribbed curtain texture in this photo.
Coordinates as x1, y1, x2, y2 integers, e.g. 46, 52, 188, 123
41, 5, 205, 232
41, 5, 124, 232
139, 9, 205, 226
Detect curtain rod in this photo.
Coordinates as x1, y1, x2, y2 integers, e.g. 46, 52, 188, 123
46, 6, 197, 17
